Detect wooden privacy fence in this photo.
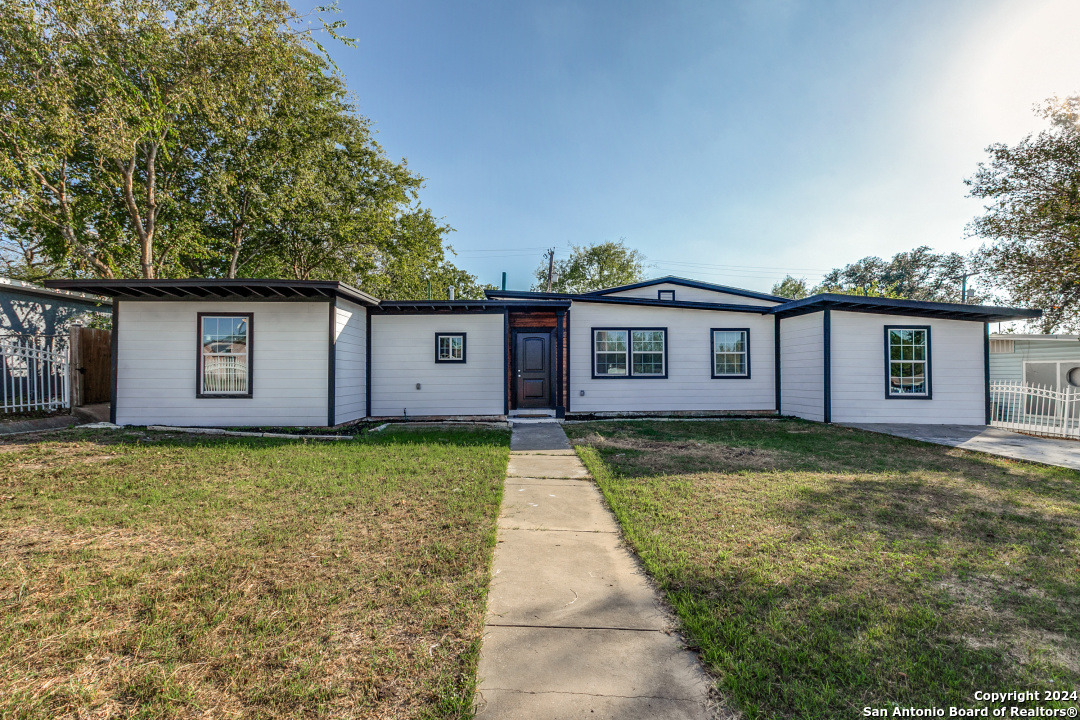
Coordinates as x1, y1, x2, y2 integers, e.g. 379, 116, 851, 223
70, 326, 112, 405
1, 336, 70, 413
989, 380, 1080, 440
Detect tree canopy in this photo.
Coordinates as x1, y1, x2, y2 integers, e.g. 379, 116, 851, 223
0, 0, 485, 298
967, 96, 1080, 332
531, 240, 645, 293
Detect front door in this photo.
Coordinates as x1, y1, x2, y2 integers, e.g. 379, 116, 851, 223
515, 332, 551, 409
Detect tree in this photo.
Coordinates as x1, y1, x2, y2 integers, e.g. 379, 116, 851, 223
0, 0, 484, 299
771, 275, 809, 299
531, 240, 645, 293
967, 96, 1080, 333
813, 246, 968, 301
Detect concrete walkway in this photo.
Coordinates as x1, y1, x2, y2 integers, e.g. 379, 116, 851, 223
844, 423, 1080, 471
476, 423, 713, 719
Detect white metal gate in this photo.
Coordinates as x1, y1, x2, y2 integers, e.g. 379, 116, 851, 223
0, 337, 70, 413
989, 381, 1080, 440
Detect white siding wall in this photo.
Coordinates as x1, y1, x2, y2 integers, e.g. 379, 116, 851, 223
779, 312, 825, 421
116, 300, 329, 427
568, 302, 775, 413
370, 313, 504, 417
830, 312, 985, 424
601, 282, 780, 307
333, 299, 367, 424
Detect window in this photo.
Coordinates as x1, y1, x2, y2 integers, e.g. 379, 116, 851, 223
435, 333, 466, 363
712, 328, 749, 378
658, 289, 675, 301
198, 313, 252, 397
885, 326, 930, 398
591, 328, 666, 378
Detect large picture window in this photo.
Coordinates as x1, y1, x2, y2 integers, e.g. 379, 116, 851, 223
198, 313, 252, 398
592, 328, 667, 378
711, 328, 749, 378
885, 326, 931, 398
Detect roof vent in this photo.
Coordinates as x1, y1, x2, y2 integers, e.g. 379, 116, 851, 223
448, 286, 456, 301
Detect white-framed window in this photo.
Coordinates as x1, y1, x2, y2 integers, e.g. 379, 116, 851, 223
712, 328, 749, 378
198, 313, 251, 397
435, 333, 466, 363
591, 328, 666, 378
885, 326, 930, 398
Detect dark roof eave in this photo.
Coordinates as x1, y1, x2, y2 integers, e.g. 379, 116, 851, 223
771, 294, 1042, 322
44, 279, 380, 306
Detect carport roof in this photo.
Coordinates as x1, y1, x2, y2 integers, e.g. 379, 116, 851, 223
43, 279, 380, 306
770, 294, 1042, 323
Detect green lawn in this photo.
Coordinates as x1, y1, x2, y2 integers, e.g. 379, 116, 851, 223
0, 426, 509, 719
565, 420, 1080, 720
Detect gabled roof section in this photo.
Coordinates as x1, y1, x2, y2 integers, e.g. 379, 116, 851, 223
583, 276, 790, 303
2, 277, 112, 306
482, 288, 772, 313
44, 278, 380, 306
772, 294, 1042, 323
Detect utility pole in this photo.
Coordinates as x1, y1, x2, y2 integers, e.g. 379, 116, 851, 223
544, 248, 556, 292
952, 272, 977, 303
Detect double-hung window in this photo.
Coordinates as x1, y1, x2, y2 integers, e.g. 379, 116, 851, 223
711, 329, 749, 378
885, 326, 931, 398
198, 313, 252, 397
435, 333, 466, 363
592, 328, 666, 378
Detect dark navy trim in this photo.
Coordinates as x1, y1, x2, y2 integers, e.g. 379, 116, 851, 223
556, 310, 565, 416
590, 327, 669, 379
823, 309, 831, 423
984, 322, 991, 425
774, 317, 781, 412
365, 306, 372, 418
327, 300, 336, 426
883, 325, 933, 400
772, 293, 1040, 323
110, 300, 119, 424
582, 276, 789, 303
710, 328, 751, 379
434, 332, 467, 363
503, 309, 510, 416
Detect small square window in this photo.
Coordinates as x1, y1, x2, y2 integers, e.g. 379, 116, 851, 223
658, 289, 675, 301
435, 333, 466, 363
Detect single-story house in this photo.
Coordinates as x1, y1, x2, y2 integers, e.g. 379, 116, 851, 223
44, 276, 1040, 427
989, 333, 1080, 390
1, 277, 112, 350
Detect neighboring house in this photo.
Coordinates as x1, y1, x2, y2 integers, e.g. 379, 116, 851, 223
989, 334, 1080, 390
1, 277, 112, 349
44, 276, 1040, 427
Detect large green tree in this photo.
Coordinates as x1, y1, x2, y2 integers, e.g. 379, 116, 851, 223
0, 0, 484, 298
531, 240, 645, 293
813, 246, 968, 301
968, 96, 1080, 332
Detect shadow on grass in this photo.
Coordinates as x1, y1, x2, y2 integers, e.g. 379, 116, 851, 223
570, 421, 1080, 720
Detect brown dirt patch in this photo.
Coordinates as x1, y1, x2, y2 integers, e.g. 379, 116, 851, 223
577, 432, 792, 473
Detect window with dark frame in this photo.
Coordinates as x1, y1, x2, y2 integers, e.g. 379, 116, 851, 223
711, 328, 749, 378
435, 333, 466, 363
658, 289, 675, 301
592, 328, 666, 378
198, 313, 252, 397
885, 326, 930, 398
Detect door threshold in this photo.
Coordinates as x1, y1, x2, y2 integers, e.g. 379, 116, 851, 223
508, 409, 557, 419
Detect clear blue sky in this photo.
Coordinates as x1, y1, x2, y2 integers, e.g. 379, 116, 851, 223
298, 0, 1078, 293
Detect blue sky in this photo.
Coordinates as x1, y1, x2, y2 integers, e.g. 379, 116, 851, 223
299, 0, 1078, 293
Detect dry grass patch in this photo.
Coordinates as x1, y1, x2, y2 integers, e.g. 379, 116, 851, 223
566, 420, 1080, 720
0, 426, 509, 719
